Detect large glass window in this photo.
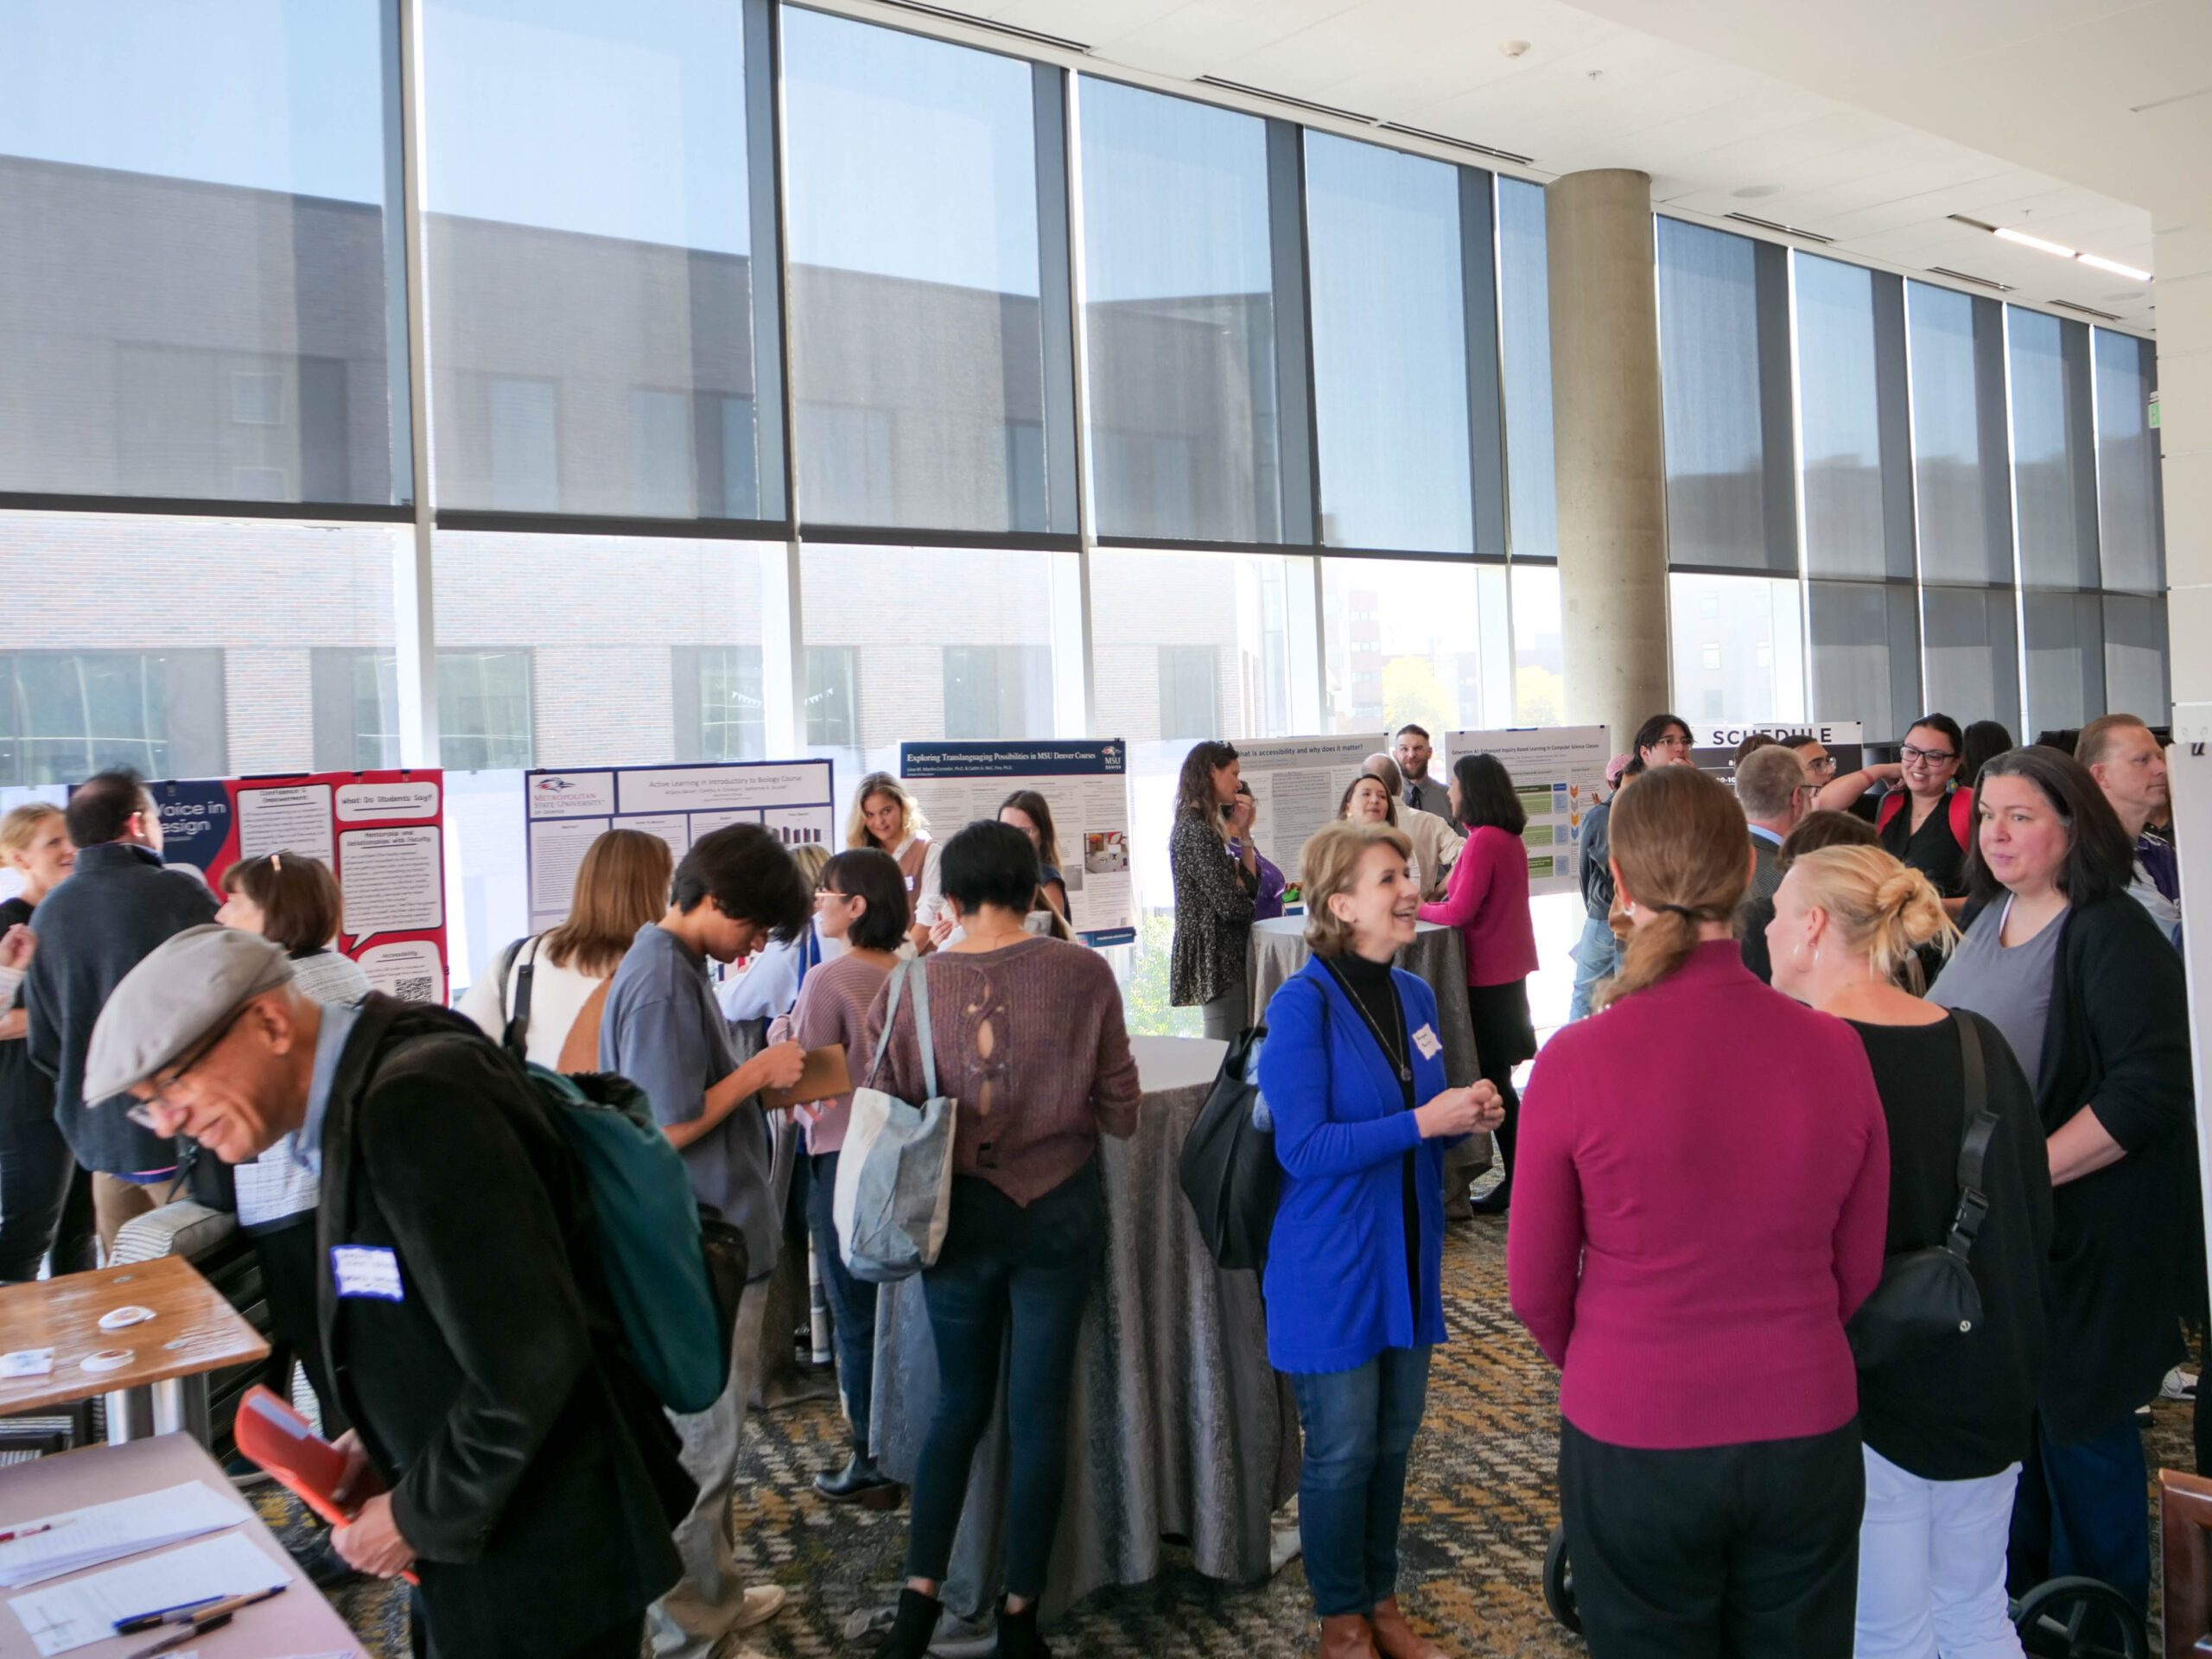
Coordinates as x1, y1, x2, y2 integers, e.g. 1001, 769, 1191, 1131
2102, 593, 2170, 721
1497, 179, 1556, 563
1796, 256, 1913, 581
1510, 564, 1565, 723
1922, 585, 2021, 733
0, 2, 408, 505
422, 0, 780, 519
783, 11, 1072, 535
1808, 582, 1919, 737
2093, 330, 2163, 594
1078, 79, 1299, 545
1906, 283, 2014, 586
1323, 560, 1510, 734
1305, 135, 1494, 554
2022, 591, 2104, 734
0, 651, 226, 786
1669, 574, 1805, 722
1656, 219, 1795, 572
2007, 309, 2101, 591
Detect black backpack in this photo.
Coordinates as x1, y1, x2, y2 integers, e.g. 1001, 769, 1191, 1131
1178, 1025, 1277, 1271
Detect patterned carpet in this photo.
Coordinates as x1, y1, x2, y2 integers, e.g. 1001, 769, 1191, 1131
288, 1209, 2196, 1656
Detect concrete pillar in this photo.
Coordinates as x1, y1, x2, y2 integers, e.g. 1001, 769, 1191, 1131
2156, 202, 2212, 741
1546, 168, 1671, 755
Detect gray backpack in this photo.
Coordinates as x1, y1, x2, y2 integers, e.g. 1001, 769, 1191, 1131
831, 957, 958, 1283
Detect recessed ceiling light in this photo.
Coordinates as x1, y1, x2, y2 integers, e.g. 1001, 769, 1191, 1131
1500, 39, 1529, 57
2078, 252, 2153, 283
1993, 226, 2076, 258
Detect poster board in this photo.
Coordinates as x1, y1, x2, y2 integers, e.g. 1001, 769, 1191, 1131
898, 741, 1135, 946
1441, 726, 1611, 895
1692, 720, 1865, 782
524, 760, 836, 933
139, 771, 448, 1002
1231, 734, 1389, 892
2171, 738, 2212, 1324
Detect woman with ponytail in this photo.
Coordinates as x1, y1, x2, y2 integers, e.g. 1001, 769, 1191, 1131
1770, 847, 2050, 1658
1507, 765, 1890, 1656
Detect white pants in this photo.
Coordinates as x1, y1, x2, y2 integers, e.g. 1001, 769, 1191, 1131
1855, 1445, 2024, 1659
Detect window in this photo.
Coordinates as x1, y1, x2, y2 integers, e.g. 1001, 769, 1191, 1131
1906, 283, 2013, 586
311, 647, 402, 770
783, 10, 1072, 534
437, 651, 533, 770
1656, 219, 1796, 572
0, 2, 408, 505
1078, 79, 1305, 544
1510, 564, 1565, 724
1304, 133, 1494, 554
1668, 574, 1805, 721
0, 651, 226, 786
1795, 255, 1913, 581
1497, 178, 1556, 562
1921, 586, 2021, 734
1322, 559, 1509, 734
2102, 593, 2170, 720
1808, 582, 1920, 738
676, 645, 766, 762
423, 0, 781, 518
1157, 646, 1220, 741
2007, 310, 2101, 591
2022, 591, 2104, 734
942, 645, 1052, 740
2093, 330, 2163, 594
804, 647, 858, 751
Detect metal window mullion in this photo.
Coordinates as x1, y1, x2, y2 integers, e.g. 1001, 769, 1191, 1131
393, 0, 441, 770
1785, 250, 1815, 722
1048, 64, 1095, 739
762, 0, 806, 760
2000, 304, 2031, 734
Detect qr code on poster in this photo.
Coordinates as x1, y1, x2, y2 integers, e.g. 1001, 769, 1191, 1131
392, 975, 435, 1002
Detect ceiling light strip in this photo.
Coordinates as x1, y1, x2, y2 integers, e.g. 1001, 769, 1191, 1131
1949, 213, 2150, 283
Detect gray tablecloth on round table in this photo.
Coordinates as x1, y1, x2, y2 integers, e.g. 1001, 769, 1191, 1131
869, 1035, 1300, 1621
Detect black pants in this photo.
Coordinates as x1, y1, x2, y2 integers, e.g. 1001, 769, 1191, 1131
1559, 1418, 1862, 1657
251, 1215, 348, 1435
410, 1594, 639, 1659
1464, 977, 1534, 1185
0, 1095, 85, 1281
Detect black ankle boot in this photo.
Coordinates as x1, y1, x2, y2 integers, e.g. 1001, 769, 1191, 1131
815, 1447, 903, 1510
995, 1599, 1049, 1659
875, 1586, 941, 1659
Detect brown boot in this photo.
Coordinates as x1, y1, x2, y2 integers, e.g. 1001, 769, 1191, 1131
1367, 1597, 1447, 1659
1317, 1612, 1380, 1659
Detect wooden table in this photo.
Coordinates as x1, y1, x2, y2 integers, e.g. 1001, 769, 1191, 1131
0, 1433, 366, 1658
0, 1259, 268, 1446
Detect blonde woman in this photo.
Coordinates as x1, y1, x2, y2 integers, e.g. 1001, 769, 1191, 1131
848, 772, 942, 952
1509, 764, 1889, 1654
0, 804, 83, 1281
1768, 846, 2049, 1658
459, 828, 674, 1066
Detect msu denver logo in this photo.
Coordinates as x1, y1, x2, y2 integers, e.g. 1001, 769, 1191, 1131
533, 777, 576, 793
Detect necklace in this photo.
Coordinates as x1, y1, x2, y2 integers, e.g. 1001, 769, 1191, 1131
1323, 959, 1412, 1083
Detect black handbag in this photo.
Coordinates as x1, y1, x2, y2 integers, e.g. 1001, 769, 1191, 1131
1847, 1013, 1999, 1370
1178, 1025, 1277, 1271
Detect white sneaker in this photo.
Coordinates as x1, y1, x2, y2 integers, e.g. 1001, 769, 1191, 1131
2163, 1367, 2198, 1402
734, 1585, 786, 1633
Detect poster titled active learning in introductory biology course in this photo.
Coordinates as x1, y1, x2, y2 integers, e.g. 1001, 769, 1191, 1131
899, 740, 1136, 946
135, 770, 449, 1002
523, 760, 838, 933
1442, 727, 1611, 896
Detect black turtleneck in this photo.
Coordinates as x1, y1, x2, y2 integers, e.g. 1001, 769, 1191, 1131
1320, 950, 1421, 1323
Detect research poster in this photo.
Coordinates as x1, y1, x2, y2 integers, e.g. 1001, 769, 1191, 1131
899, 741, 1135, 946
136, 770, 449, 1002
1442, 726, 1611, 894
524, 760, 837, 933
1231, 734, 1390, 892
1692, 720, 1866, 781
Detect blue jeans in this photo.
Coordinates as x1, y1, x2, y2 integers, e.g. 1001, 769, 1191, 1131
806, 1151, 878, 1448
1290, 1345, 1433, 1618
1567, 912, 1618, 1024
2011, 1414, 2151, 1615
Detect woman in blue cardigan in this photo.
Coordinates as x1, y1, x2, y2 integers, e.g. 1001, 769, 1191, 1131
1258, 821, 1499, 1659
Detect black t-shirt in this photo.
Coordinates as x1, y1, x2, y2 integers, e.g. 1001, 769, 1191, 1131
0, 896, 49, 1128
1879, 793, 1967, 899
1850, 1014, 2052, 1480
1321, 952, 1420, 1322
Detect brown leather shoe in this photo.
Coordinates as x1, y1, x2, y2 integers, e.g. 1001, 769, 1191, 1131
1367, 1597, 1447, 1659
1317, 1612, 1380, 1659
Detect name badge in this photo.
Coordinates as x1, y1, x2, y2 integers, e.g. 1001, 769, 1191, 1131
905, 875, 918, 892
1410, 1024, 1443, 1062
332, 1245, 404, 1301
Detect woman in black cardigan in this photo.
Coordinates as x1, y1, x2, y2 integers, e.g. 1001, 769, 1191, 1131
1930, 745, 2193, 1618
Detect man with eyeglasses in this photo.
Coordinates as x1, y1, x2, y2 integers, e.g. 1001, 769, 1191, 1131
1567, 714, 1697, 1023
83, 925, 691, 1659
1785, 734, 1837, 789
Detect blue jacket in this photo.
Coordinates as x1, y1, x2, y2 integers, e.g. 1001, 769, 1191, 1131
1256, 955, 1452, 1374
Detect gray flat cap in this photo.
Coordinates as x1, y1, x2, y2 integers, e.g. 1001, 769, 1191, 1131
84, 925, 295, 1103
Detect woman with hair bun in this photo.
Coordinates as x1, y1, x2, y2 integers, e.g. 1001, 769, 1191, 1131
1769, 846, 2050, 1657
1508, 764, 1889, 1653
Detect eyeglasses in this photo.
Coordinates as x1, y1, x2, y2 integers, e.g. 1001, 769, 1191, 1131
125, 1006, 247, 1129
1802, 754, 1837, 775
1900, 745, 1958, 766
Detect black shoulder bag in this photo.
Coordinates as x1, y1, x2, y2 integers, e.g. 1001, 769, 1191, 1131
1179, 1023, 1276, 1271
496, 935, 535, 1060
1847, 1012, 1999, 1370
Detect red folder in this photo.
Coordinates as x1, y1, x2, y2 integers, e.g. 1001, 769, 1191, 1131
233, 1385, 416, 1583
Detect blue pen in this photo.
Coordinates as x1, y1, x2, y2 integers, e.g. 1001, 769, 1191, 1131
112, 1593, 225, 1634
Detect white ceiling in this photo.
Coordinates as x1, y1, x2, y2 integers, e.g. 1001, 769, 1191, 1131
898, 0, 2174, 333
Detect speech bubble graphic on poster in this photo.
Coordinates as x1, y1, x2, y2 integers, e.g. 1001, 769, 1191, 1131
236, 784, 336, 863
356, 939, 445, 1002
335, 779, 442, 823
340, 825, 444, 947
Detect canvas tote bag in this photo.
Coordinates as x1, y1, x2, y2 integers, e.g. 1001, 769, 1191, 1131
832, 957, 957, 1282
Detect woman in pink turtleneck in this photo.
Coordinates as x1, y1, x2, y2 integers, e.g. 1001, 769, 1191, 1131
1507, 764, 1888, 1657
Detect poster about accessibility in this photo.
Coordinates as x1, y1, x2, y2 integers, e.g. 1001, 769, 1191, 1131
523, 759, 837, 933
1232, 734, 1390, 890
1693, 720, 1865, 781
1442, 727, 1610, 895
141, 771, 448, 1002
899, 741, 1135, 946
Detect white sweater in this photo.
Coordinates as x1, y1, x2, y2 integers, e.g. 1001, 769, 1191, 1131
455, 936, 609, 1071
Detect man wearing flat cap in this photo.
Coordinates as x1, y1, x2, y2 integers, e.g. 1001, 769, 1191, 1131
88, 926, 690, 1659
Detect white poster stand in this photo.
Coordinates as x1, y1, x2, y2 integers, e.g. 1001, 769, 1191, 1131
2168, 740, 2212, 1322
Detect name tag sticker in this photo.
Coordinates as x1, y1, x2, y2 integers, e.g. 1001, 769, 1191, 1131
1410, 1024, 1443, 1061
332, 1245, 404, 1301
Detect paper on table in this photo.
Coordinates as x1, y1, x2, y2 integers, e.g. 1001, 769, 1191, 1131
8, 1531, 283, 1656
0, 1483, 246, 1589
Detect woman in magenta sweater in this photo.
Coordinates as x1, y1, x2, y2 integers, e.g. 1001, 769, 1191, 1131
1417, 753, 1538, 1215
1507, 764, 1890, 1656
